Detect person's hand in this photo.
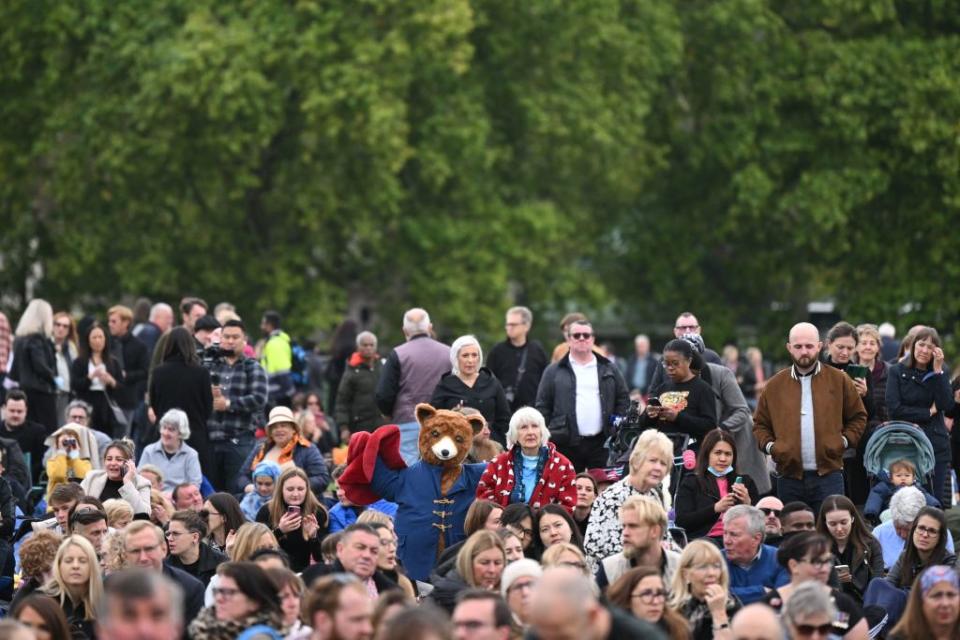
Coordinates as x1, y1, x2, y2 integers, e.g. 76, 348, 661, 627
244, 483, 254, 494
704, 584, 728, 618
123, 460, 137, 485
853, 376, 868, 397
837, 567, 853, 583
954, 388, 960, 404
302, 513, 319, 539
731, 482, 751, 505
714, 494, 737, 513
340, 428, 351, 443
213, 396, 228, 412
658, 406, 678, 422
931, 403, 939, 417
151, 504, 170, 526
278, 510, 302, 533
225, 529, 237, 553
934, 347, 945, 373
148, 406, 156, 424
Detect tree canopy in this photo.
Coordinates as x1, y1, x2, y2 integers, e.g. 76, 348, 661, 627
2, 0, 958, 349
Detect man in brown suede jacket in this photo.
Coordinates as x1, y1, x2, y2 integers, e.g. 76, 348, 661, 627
753, 322, 866, 517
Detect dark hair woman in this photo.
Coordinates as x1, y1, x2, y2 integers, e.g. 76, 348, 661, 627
10, 593, 73, 640
889, 565, 960, 640
817, 495, 883, 600
643, 339, 717, 440
888, 507, 955, 590
255, 467, 329, 572
69, 323, 125, 438
148, 326, 213, 469
675, 429, 758, 541
434, 500, 503, 570
763, 532, 869, 639
607, 566, 690, 639
188, 561, 285, 640
500, 503, 536, 557
203, 492, 247, 554
886, 327, 955, 503
533, 504, 583, 556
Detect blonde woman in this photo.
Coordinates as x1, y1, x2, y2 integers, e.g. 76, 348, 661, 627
669, 540, 739, 640
102, 499, 133, 530
11, 298, 58, 431
39, 535, 103, 638
541, 543, 590, 576
429, 530, 507, 613
204, 523, 280, 608
584, 428, 674, 561
255, 467, 328, 572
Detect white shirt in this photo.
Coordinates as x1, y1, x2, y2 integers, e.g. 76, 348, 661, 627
570, 356, 603, 437
800, 373, 816, 471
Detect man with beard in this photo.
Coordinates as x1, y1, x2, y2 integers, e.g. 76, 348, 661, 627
302, 574, 374, 640
753, 322, 866, 518
595, 496, 680, 590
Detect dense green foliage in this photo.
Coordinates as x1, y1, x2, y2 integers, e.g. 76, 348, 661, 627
2, 1, 958, 348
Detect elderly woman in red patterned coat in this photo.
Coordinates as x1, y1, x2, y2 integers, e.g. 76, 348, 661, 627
475, 406, 577, 512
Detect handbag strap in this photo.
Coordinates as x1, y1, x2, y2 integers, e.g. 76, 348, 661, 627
514, 346, 529, 389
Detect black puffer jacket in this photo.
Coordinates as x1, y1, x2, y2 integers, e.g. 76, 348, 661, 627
334, 355, 386, 433
430, 368, 510, 444
535, 354, 631, 447
886, 362, 955, 462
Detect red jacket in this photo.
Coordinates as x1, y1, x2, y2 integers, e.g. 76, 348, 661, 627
476, 442, 577, 512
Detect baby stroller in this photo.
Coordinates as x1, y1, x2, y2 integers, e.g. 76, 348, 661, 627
863, 421, 937, 517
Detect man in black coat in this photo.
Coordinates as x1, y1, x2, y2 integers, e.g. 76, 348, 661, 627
122, 520, 205, 631
0, 390, 47, 484
301, 524, 399, 594
108, 305, 151, 422
486, 306, 548, 412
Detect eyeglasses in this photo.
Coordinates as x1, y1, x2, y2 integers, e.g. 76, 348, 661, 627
916, 525, 941, 537
570, 332, 593, 341
675, 324, 700, 331
760, 508, 782, 517
802, 556, 834, 568
505, 322, 525, 328
508, 526, 534, 540
632, 588, 667, 603
793, 623, 833, 636
212, 587, 241, 599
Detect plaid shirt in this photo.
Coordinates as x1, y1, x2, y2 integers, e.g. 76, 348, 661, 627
206, 356, 268, 441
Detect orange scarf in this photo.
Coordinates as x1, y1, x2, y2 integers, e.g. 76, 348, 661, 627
251, 435, 311, 469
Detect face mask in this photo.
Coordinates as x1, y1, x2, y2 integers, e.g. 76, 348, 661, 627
708, 466, 732, 477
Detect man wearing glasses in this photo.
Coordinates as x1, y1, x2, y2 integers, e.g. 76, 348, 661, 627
536, 320, 629, 471
121, 520, 204, 625
756, 496, 784, 546
164, 509, 226, 587
486, 306, 548, 412
647, 311, 723, 393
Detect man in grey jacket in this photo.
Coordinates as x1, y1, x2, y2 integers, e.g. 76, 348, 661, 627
375, 308, 450, 464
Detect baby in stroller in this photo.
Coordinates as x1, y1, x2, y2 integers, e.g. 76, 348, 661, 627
864, 458, 939, 524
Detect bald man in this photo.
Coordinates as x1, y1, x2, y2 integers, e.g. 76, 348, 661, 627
756, 496, 784, 542
753, 323, 866, 517
731, 604, 784, 640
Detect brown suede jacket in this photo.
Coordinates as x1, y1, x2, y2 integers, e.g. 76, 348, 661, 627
753, 362, 866, 480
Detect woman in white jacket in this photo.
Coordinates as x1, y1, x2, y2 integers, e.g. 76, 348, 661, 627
80, 439, 151, 516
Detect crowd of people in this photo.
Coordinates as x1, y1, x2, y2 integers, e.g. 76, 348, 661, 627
0, 298, 959, 640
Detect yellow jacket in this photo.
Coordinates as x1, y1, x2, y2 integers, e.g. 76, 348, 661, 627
46, 453, 93, 502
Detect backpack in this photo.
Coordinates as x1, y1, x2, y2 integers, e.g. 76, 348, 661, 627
290, 341, 309, 389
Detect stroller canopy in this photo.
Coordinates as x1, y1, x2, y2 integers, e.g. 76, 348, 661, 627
863, 421, 936, 480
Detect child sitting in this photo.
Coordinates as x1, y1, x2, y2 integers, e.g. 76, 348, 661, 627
240, 461, 280, 521
864, 458, 940, 523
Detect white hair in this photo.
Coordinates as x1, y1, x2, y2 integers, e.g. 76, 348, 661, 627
402, 308, 431, 336
723, 505, 765, 537
355, 331, 377, 347
506, 407, 550, 450
159, 408, 191, 440
878, 322, 896, 338
889, 485, 926, 524
450, 335, 483, 376
783, 580, 836, 627
149, 303, 173, 322
15, 299, 54, 338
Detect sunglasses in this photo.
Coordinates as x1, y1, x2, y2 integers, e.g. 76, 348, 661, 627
570, 332, 593, 341
760, 508, 782, 517
793, 623, 833, 636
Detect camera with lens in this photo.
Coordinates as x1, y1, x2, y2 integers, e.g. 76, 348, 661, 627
199, 343, 227, 369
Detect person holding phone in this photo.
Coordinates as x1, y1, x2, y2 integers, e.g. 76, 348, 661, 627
675, 429, 759, 542
44, 426, 93, 502
817, 495, 883, 601
886, 326, 956, 504
80, 440, 152, 516
254, 467, 328, 572
643, 339, 718, 440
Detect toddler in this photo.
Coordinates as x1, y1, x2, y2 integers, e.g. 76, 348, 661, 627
864, 458, 939, 523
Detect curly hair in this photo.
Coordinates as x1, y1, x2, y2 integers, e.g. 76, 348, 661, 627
19, 529, 61, 580
100, 530, 127, 574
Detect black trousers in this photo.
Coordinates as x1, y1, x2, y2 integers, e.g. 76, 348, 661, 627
558, 433, 608, 472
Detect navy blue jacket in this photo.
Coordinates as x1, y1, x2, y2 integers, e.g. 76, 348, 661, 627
886, 363, 955, 462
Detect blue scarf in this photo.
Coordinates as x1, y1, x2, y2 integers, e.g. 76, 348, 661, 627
510, 446, 548, 504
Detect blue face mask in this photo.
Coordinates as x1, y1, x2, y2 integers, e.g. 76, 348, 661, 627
708, 466, 732, 477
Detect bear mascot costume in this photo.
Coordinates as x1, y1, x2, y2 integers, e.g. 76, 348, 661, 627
338, 403, 486, 581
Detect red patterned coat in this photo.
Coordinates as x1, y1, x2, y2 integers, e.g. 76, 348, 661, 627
475, 442, 577, 512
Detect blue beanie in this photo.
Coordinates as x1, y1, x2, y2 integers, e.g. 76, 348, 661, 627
252, 461, 281, 481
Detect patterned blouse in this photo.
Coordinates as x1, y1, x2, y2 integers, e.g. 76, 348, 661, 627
583, 477, 666, 561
